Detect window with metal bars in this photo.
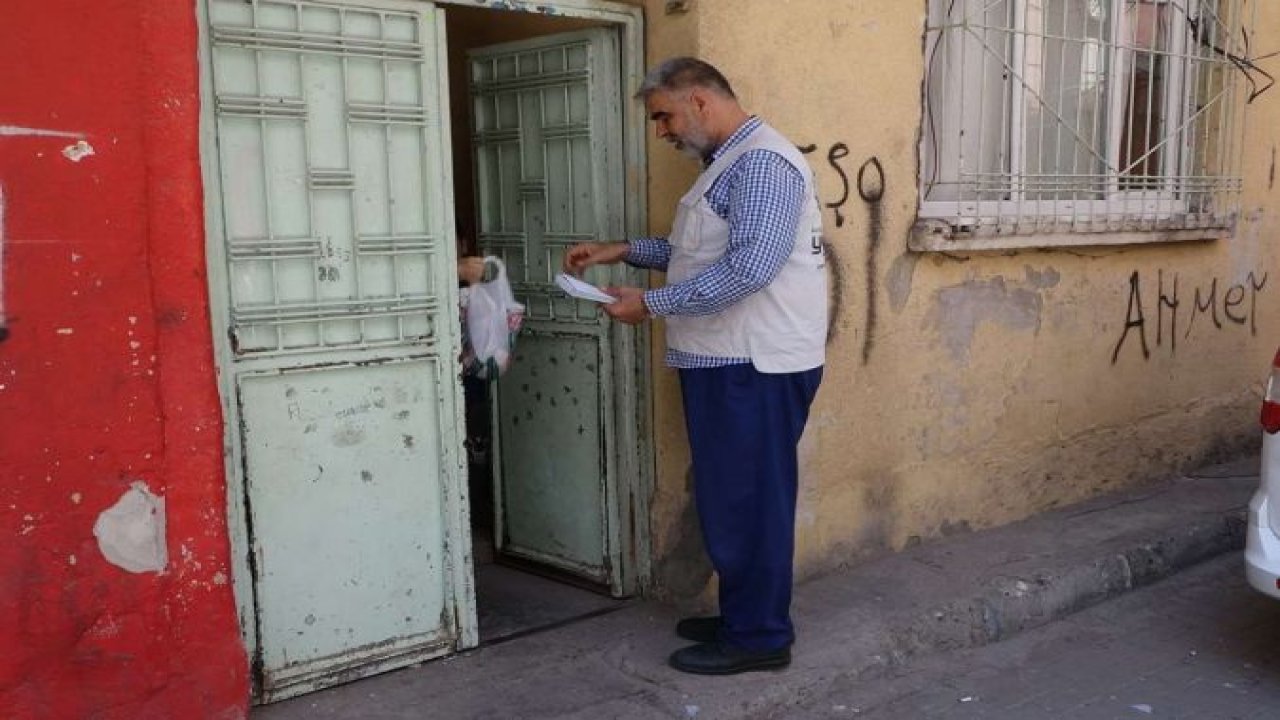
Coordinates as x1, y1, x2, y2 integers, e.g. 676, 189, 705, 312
916, 0, 1255, 250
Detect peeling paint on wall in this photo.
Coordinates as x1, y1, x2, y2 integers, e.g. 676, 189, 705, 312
94, 482, 168, 574
61, 140, 95, 162
931, 270, 1059, 363
886, 252, 920, 313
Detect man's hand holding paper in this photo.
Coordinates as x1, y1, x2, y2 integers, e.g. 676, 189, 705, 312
554, 273, 617, 304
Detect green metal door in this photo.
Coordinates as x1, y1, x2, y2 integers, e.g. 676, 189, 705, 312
469, 30, 626, 592
202, 0, 474, 702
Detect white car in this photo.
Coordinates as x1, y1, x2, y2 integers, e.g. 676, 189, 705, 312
1245, 347, 1280, 598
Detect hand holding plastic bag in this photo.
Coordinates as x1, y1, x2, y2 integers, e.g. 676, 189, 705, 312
461, 257, 525, 379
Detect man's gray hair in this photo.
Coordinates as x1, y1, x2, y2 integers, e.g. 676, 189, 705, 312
635, 57, 737, 101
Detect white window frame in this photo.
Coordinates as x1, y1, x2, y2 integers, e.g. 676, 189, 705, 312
916, 0, 1251, 251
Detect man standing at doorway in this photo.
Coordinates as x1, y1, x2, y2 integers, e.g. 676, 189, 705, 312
563, 57, 826, 675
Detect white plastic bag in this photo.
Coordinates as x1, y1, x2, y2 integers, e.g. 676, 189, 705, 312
461, 257, 525, 379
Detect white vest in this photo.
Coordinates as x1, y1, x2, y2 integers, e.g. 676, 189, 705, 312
665, 121, 827, 373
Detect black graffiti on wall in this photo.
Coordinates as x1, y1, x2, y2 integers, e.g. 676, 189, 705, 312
856, 158, 885, 365
798, 143, 888, 362
823, 240, 844, 346
798, 142, 853, 228
1111, 269, 1270, 364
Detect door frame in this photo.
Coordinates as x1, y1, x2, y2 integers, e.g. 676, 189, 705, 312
195, 0, 651, 697
437, 0, 652, 597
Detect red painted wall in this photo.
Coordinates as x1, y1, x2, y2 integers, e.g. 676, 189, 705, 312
0, 2, 249, 718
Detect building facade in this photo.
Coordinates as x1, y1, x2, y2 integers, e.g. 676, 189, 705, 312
2, 0, 1276, 717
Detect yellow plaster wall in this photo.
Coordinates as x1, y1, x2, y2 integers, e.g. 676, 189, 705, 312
639, 0, 1280, 600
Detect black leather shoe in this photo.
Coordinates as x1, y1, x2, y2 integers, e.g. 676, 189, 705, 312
675, 616, 721, 643
668, 642, 791, 675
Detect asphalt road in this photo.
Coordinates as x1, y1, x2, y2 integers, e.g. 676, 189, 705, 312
781, 553, 1280, 720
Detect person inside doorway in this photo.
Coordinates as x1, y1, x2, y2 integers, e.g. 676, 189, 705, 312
456, 252, 493, 531
458, 255, 486, 286
563, 56, 826, 675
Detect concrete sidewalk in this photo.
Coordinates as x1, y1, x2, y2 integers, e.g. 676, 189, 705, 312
255, 458, 1258, 720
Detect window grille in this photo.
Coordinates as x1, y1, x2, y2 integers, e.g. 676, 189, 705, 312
918, 0, 1259, 249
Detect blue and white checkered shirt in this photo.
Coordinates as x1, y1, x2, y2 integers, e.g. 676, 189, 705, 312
625, 116, 806, 369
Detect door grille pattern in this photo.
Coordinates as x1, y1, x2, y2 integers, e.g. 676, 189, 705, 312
210, 0, 445, 356
471, 42, 604, 325
469, 31, 622, 587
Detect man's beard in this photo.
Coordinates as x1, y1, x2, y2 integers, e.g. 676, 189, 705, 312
672, 125, 715, 161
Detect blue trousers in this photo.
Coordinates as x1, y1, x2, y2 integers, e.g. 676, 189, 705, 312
679, 363, 823, 652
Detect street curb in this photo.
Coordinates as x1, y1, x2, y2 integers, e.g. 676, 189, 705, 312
880, 511, 1247, 666
749, 472, 1257, 720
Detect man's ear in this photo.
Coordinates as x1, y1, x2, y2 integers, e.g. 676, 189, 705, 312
689, 87, 710, 116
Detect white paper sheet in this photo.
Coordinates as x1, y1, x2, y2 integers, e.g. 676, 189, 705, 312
554, 273, 617, 304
